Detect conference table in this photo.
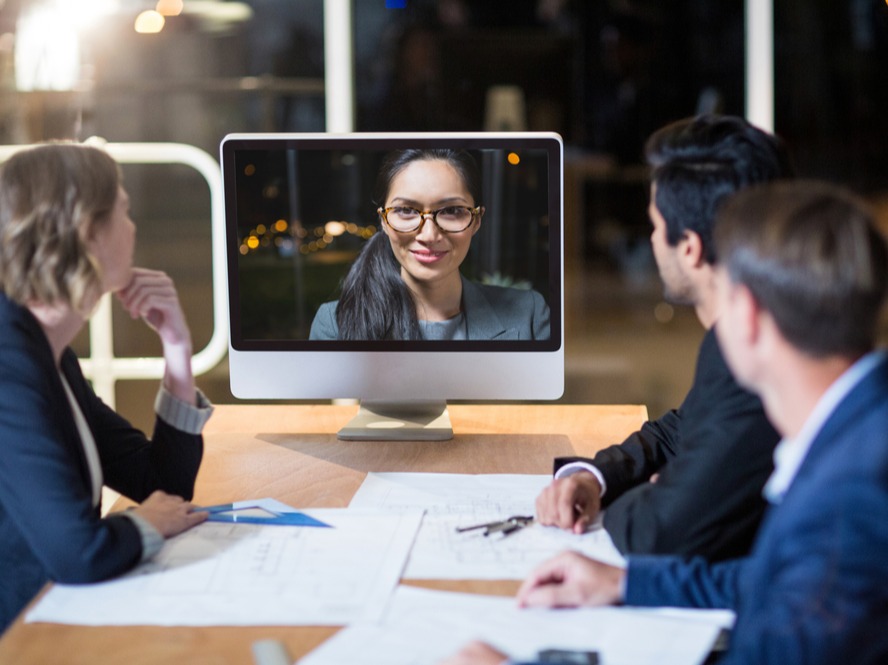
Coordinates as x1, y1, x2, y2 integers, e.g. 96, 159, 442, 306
0, 403, 647, 664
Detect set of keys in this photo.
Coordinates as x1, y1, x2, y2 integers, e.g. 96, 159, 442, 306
455, 515, 535, 537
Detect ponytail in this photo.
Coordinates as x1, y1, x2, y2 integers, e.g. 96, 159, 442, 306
335, 232, 422, 340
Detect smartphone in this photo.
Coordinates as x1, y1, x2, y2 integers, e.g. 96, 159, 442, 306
537, 648, 600, 664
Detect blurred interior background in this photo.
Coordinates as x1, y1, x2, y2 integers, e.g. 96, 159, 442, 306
1, 0, 886, 432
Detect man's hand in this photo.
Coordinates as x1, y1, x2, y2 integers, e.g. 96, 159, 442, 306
535, 471, 603, 534
437, 640, 508, 665
517, 551, 625, 609
131, 490, 207, 538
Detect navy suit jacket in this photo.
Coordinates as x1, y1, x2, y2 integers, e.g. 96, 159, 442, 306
0, 294, 203, 631
309, 277, 551, 340
625, 355, 888, 665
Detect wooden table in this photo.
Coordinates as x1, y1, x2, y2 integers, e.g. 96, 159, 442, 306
0, 403, 647, 664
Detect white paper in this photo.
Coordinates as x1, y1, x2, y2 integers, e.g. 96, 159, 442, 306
26, 501, 423, 627
349, 473, 626, 578
636, 606, 735, 630
299, 585, 724, 665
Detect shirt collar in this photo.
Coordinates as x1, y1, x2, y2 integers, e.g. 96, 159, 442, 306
763, 350, 886, 503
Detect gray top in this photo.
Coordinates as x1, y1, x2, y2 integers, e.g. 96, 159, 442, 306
309, 276, 551, 341
418, 313, 468, 340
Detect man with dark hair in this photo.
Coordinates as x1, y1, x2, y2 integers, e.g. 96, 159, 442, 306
537, 114, 793, 561
443, 180, 888, 665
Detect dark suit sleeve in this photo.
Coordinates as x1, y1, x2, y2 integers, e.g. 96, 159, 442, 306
603, 332, 777, 560
553, 409, 683, 498
624, 554, 744, 609
62, 352, 203, 502
557, 330, 779, 561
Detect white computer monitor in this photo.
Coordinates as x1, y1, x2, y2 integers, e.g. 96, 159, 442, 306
221, 132, 564, 440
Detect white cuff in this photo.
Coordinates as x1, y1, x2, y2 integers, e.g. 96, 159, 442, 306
154, 386, 214, 435
554, 461, 607, 498
124, 512, 164, 562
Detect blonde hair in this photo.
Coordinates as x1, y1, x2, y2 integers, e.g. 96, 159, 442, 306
0, 143, 121, 313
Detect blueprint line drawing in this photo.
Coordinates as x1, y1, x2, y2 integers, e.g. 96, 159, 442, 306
349, 473, 626, 579
26, 505, 423, 627
299, 585, 726, 665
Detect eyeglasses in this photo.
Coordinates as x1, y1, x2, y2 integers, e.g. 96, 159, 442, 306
378, 205, 481, 234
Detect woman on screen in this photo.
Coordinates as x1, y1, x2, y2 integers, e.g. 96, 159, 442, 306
0, 143, 212, 631
309, 148, 550, 341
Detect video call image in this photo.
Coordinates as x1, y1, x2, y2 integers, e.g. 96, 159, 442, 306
228, 142, 558, 347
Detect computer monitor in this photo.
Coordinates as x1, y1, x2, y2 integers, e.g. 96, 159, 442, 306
221, 132, 563, 440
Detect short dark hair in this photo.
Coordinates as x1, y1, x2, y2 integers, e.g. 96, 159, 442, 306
715, 180, 888, 358
645, 114, 795, 264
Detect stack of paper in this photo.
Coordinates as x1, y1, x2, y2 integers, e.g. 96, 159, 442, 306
26, 500, 423, 626
299, 585, 730, 665
349, 473, 626, 578
24, 475, 731, 665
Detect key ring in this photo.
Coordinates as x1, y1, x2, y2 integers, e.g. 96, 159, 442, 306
455, 515, 535, 537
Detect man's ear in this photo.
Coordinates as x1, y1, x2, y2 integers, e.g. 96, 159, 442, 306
734, 283, 762, 346
679, 230, 706, 269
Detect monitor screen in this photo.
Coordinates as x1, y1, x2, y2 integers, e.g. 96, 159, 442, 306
221, 132, 564, 439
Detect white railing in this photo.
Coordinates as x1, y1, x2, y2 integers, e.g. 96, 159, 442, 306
745, 0, 774, 131
323, 0, 355, 133
0, 142, 229, 408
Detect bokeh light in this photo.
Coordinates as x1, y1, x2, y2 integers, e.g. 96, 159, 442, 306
134, 10, 165, 34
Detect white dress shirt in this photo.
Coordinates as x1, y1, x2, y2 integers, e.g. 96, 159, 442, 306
763, 350, 885, 503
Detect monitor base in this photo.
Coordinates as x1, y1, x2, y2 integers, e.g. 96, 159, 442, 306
337, 400, 453, 441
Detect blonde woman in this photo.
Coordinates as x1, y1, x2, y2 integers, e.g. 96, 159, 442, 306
0, 143, 212, 631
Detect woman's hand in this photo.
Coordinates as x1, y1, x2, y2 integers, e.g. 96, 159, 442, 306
116, 267, 192, 347
130, 490, 207, 538
116, 268, 196, 404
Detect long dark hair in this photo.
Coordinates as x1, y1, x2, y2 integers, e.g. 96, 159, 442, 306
335, 148, 481, 340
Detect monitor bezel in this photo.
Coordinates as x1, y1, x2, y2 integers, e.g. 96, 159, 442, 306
221, 131, 563, 354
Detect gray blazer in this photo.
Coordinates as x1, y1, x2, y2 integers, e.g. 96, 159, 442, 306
309, 276, 551, 341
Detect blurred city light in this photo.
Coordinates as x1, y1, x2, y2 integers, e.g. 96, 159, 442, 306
135, 10, 166, 34
156, 0, 185, 17
325, 221, 346, 236
14, 0, 119, 90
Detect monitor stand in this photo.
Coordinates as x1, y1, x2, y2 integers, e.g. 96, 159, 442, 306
337, 400, 453, 441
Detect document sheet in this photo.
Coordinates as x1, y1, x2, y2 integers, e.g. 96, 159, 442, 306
299, 585, 724, 665
348, 473, 626, 579
26, 501, 423, 626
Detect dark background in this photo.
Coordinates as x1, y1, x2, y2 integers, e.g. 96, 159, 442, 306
1, 0, 885, 426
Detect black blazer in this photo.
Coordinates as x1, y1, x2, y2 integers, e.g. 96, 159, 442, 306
0, 294, 203, 631
555, 328, 780, 561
